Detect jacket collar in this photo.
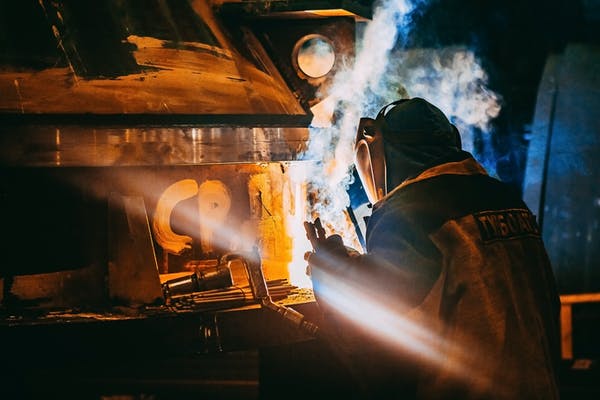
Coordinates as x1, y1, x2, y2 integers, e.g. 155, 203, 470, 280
375, 151, 488, 207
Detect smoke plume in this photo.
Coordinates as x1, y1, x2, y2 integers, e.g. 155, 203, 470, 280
301, 0, 501, 245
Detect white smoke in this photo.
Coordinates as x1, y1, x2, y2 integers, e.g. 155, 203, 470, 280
301, 0, 501, 246
384, 47, 502, 156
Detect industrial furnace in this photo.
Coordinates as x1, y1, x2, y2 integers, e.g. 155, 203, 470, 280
0, 1, 368, 397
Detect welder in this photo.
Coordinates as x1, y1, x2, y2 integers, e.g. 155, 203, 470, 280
305, 97, 561, 399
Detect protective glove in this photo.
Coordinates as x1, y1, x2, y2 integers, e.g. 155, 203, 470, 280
303, 218, 350, 274
303, 219, 361, 316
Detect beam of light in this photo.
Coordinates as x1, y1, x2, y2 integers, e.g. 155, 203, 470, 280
152, 178, 198, 254
63, 158, 302, 281
87, 173, 269, 260
315, 267, 441, 361
197, 179, 232, 254
312, 259, 498, 395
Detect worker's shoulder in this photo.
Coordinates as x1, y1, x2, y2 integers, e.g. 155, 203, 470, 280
383, 173, 528, 231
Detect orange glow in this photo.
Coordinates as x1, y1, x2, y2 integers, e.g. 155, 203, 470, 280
137, 162, 319, 285
153, 179, 198, 255
54, 128, 62, 165
283, 163, 313, 288
295, 35, 335, 79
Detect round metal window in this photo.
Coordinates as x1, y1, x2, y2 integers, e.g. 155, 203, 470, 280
293, 35, 335, 79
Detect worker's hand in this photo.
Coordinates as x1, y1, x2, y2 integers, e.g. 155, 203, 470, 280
303, 217, 327, 252
304, 234, 346, 271
303, 218, 355, 277
303, 219, 358, 321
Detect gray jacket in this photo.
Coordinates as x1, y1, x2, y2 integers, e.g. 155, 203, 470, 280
311, 151, 560, 399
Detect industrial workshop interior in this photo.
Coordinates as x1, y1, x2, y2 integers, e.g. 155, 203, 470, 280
0, 0, 599, 398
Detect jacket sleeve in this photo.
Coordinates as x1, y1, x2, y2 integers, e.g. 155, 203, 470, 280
362, 202, 442, 308
309, 206, 442, 317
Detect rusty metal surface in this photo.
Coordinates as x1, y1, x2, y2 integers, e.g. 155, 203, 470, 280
107, 194, 164, 306
0, 125, 310, 166
217, 0, 373, 19
0, 1, 311, 123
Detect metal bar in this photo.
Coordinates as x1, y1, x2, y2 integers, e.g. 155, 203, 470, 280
558, 292, 600, 359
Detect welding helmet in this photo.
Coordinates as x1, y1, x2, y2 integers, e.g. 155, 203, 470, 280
354, 98, 461, 204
